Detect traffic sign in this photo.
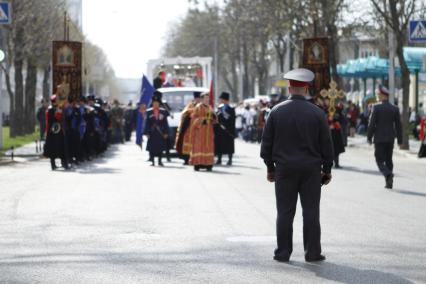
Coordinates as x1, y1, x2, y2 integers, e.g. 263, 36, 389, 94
410, 20, 426, 42
0, 2, 10, 25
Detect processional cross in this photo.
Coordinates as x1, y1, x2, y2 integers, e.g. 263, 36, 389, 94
320, 80, 345, 118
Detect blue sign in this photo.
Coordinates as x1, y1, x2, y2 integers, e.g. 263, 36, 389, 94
0, 2, 11, 25
410, 20, 426, 42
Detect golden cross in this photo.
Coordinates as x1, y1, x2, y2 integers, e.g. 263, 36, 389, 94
320, 80, 345, 118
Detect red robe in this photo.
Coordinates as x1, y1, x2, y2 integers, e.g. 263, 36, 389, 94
189, 103, 216, 166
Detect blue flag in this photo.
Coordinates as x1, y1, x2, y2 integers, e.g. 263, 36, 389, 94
136, 75, 155, 146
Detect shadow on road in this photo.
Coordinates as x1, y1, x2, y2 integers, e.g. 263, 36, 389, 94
337, 166, 383, 176
289, 261, 414, 284
207, 170, 241, 175
225, 164, 262, 170
391, 189, 426, 198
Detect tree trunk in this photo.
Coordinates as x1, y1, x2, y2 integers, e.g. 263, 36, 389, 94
395, 35, 410, 150
388, 0, 410, 150
11, 26, 25, 137
24, 58, 38, 135
42, 66, 50, 101
242, 42, 250, 99
2, 65, 15, 138
327, 24, 341, 85
289, 35, 295, 69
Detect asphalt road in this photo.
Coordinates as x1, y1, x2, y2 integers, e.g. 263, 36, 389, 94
0, 139, 425, 283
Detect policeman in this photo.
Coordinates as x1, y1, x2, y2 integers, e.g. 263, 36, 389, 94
260, 68, 334, 263
367, 85, 403, 189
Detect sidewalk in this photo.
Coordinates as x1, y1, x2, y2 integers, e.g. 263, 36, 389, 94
347, 135, 423, 160
0, 141, 43, 165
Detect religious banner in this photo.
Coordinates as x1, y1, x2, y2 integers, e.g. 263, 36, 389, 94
302, 37, 330, 97
52, 41, 82, 106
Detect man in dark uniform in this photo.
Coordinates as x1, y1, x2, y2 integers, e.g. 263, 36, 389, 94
82, 95, 97, 160
64, 98, 83, 165
124, 101, 136, 142
44, 95, 69, 170
144, 95, 170, 166
215, 92, 236, 165
367, 85, 402, 189
260, 68, 334, 263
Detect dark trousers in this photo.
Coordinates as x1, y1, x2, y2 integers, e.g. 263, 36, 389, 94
374, 142, 394, 177
274, 166, 322, 258
149, 152, 163, 164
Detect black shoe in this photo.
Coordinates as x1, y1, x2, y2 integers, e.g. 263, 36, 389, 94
273, 255, 290, 263
305, 254, 326, 262
158, 162, 164, 167
206, 166, 213, 172
226, 160, 232, 166
51, 164, 57, 171
167, 158, 171, 162
194, 166, 200, 171
215, 160, 222, 165
385, 175, 393, 189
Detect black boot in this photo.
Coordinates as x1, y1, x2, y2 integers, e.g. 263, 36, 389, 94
61, 159, 69, 170
334, 156, 341, 168
216, 154, 222, 165
166, 149, 171, 162
158, 155, 164, 167
227, 154, 233, 166
385, 174, 393, 189
50, 158, 57, 170
183, 156, 189, 165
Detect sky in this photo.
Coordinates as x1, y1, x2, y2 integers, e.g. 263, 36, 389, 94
83, 0, 190, 79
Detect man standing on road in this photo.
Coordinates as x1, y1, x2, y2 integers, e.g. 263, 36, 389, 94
215, 92, 236, 166
260, 68, 334, 263
144, 95, 170, 166
367, 85, 403, 189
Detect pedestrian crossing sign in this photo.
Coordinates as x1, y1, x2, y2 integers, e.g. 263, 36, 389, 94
410, 20, 426, 42
0, 2, 11, 25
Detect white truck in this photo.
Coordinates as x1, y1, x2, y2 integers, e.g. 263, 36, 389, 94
146, 57, 213, 150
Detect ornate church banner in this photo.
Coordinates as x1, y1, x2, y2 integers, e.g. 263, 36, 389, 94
303, 38, 330, 97
52, 41, 82, 106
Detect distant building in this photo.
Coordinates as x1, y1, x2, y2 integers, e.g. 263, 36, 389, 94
67, 0, 83, 31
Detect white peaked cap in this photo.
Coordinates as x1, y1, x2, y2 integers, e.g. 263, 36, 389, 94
283, 68, 315, 82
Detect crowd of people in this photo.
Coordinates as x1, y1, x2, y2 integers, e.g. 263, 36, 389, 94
38, 95, 138, 170
143, 89, 236, 171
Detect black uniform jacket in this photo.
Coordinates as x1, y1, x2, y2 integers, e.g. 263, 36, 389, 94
367, 101, 403, 144
215, 104, 236, 155
260, 95, 334, 174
